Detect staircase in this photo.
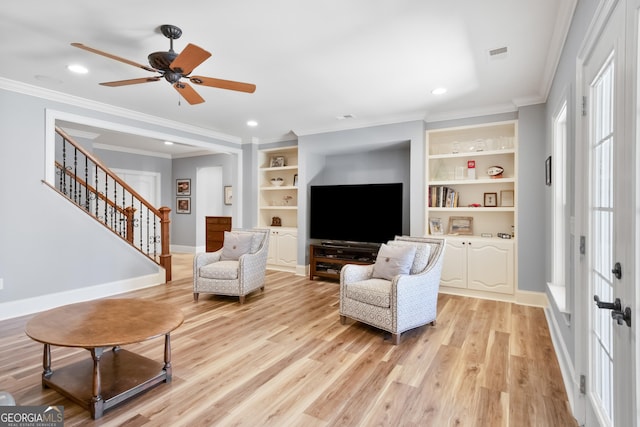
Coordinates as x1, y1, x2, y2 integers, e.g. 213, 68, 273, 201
51, 127, 172, 282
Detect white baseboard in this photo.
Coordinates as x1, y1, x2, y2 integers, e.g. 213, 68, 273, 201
171, 245, 196, 253
0, 270, 165, 321
438, 286, 549, 307
545, 305, 580, 417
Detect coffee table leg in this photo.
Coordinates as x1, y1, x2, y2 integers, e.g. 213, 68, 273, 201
42, 344, 52, 384
164, 333, 172, 382
90, 347, 104, 419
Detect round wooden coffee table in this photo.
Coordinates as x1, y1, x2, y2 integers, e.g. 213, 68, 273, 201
25, 298, 184, 419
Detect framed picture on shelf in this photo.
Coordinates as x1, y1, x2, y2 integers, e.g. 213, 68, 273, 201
270, 156, 285, 167
224, 186, 232, 205
176, 179, 191, 196
448, 216, 473, 235
176, 197, 191, 214
293, 174, 298, 187
429, 218, 444, 235
500, 190, 514, 207
483, 192, 498, 207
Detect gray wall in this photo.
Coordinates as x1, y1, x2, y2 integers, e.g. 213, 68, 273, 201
544, 0, 601, 365
171, 153, 236, 247
517, 104, 547, 292
298, 120, 425, 264
0, 87, 238, 305
95, 148, 173, 209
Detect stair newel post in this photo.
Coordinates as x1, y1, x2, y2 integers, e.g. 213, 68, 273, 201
124, 206, 136, 244
159, 206, 172, 282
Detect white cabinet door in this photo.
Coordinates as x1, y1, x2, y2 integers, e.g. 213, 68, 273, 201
275, 229, 297, 267
467, 239, 514, 294
441, 237, 514, 295
268, 229, 297, 269
267, 231, 278, 265
441, 239, 467, 288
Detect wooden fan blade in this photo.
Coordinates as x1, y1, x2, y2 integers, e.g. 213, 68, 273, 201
189, 76, 256, 93
100, 77, 161, 87
71, 43, 158, 73
170, 43, 211, 75
174, 82, 205, 105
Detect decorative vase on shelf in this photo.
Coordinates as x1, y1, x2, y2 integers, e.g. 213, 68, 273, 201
270, 177, 284, 186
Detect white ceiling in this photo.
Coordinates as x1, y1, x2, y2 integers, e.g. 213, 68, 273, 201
1, 1, 575, 155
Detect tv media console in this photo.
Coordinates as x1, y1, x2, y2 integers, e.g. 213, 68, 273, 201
309, 242, 381, 281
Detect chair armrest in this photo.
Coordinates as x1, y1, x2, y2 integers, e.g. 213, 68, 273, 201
340, 264, 375, 284
237, 245, 269, 291
390, 256, 445, 331
194, 251, 222, 276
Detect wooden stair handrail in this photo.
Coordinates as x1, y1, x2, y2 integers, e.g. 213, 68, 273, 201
54, 160, 127, 215
55, 126, 162, 218
54, 126, 172, 282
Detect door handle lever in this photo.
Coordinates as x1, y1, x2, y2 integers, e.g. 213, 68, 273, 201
594, 295, 621, 311
594, 295, 632, 327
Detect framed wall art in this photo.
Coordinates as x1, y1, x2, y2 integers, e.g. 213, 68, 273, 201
484, 192, 498, 207
545, 156, 552, 186
176, 197, 191, 214
500, 190, 514, 207
224, 186, 233, 205
448, 216, 474, 235
270, 156, 285, 168
429, 218, 444, 235
176, 179, 191, 196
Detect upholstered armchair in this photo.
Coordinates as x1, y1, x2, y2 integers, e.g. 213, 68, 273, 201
340, 236, 446, 344
193, 228, 269, 304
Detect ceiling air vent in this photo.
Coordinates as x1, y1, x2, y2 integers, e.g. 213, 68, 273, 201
336, 114, 355, 120
488, 46, 508, 60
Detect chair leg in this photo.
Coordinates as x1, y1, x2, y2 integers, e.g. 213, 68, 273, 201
239, 295, 245, 304
193, 293, 199, 302
391, 333, 400, 345
340, 315, 346, 325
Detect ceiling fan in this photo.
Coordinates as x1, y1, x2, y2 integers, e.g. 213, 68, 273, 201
71, 24, 256, 105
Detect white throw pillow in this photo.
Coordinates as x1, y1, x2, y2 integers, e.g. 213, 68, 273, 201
387, 241, 431, 274
372, 243, 416, 280
221, 231, 253, 260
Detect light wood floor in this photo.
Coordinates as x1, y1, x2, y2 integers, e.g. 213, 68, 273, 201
0, 254, 577, 426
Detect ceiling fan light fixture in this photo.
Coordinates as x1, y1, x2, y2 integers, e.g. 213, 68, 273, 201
67, 64, 88, 74
247, 120, 258, 127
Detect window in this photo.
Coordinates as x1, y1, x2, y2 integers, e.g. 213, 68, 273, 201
549, 101, 568, 312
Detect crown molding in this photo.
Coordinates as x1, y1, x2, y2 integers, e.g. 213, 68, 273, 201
0, 77, 241, 144
539, 0, 578, 100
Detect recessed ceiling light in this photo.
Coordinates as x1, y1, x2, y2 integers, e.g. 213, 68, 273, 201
164, 141, 174, 145
431, 87, 447, 95
247, 120, 258, 127
67, 64, 88, 74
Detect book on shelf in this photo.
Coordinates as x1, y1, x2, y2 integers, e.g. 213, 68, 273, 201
429, 186, 459, 208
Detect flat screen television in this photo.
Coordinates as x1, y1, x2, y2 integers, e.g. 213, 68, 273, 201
309, 183, 403, 244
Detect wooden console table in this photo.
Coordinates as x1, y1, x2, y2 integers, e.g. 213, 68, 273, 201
309, 243, 380, 280
25, 298, 184, 419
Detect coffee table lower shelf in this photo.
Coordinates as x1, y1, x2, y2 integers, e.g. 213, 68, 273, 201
43, 348, 169, 419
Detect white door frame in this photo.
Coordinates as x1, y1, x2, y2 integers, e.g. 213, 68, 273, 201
574, 0, 638, 425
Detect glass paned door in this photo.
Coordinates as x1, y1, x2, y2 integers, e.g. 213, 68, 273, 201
589, 54, 615, 423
